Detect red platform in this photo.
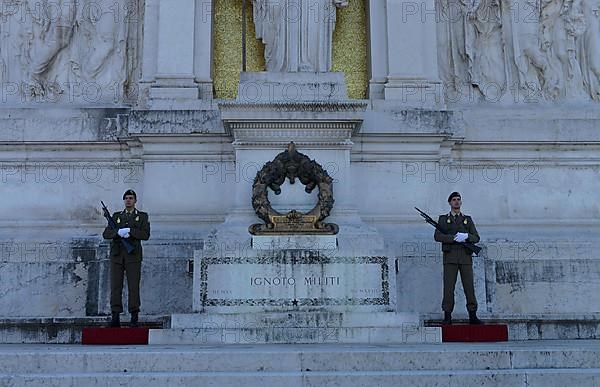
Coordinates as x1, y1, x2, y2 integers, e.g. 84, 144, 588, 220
441, 324, 508, 342
82, 327, 149, 345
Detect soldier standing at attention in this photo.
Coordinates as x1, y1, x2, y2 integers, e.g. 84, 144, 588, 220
434, 192, 483, 325
102, 190, 150, 327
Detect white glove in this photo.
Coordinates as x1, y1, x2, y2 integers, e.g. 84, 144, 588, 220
454, 232, 468, 242
118, 228, 131, 238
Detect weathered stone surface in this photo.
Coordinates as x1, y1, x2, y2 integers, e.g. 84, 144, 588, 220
0, 316, 166, 344
128, 109, 222, 134
3, 341, 600, 385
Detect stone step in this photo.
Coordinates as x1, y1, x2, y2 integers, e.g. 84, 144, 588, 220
425, 316, 600, 341
2, 369, 600, 387
0, 316, 166, 344
156, 311, 431, 345
170, 311, 421, 328
2, 341, 600, 374
148, 326, 441, 345
2, 315, 600, 344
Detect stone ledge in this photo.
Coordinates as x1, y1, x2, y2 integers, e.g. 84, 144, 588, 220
148, 326, 441, 345
169, 311, 420, 329
425, 316, 600, 340
0, 316, 168, 344
128, 109, 221, 134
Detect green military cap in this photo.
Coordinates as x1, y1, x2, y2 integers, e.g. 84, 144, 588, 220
447, 191, 461, 202
123, 189, 137, 199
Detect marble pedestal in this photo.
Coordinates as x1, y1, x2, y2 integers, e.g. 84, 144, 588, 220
146, 71, 441, 345
148, 233, 441, 344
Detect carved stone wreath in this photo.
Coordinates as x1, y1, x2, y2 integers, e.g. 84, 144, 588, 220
249, 142, 339, 235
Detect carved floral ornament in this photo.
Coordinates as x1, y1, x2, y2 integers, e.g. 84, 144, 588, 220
249, 143, 339, 235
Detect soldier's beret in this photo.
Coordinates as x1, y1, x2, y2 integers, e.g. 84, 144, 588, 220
123, 189, 137, 199
447, 191, 461, 202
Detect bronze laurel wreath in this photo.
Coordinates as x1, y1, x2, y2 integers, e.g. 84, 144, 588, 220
250, 143, 338, 234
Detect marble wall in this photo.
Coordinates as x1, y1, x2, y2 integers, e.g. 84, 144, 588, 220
1, 106, 599, 320
1, 0, 599, 323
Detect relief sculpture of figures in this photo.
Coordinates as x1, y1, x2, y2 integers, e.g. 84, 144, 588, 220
0, 0, 136, 104
252, 0, 349, 72
578, 0, 600, 101
437, 0, 476, 97
22, 0, 76, 98
540, 0, 587, 100
438, 0, 600, 103
467, 0, 507, 101
507, 0, 560, 101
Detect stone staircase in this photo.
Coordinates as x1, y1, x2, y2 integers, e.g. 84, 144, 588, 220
149, 312, 441, 345
0, 316, 166, 344
3, 315, 600, 344
1, 340, 600, 386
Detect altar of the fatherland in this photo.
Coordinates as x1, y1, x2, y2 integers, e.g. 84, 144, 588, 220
1, 0, 600, 385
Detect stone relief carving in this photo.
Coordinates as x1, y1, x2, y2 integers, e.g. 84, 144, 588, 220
252, 0, 348, 72
468, 0, 507, 100
438, 0, 600, 102
580, 0, 600, 101
0, 0, 138, 104
507, 0, 560, 101
439, 0, 474, 96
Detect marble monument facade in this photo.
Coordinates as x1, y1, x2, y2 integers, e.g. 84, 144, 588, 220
1, 0, 600, 340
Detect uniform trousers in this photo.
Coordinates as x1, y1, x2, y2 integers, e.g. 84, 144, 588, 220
442, 262, 477, 313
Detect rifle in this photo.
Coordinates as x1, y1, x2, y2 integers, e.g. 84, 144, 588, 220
101, 201, 135, 254
415, 207, 482, 256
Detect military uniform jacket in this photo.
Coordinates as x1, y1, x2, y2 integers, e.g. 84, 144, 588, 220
434, 213, 480, 264
102, 209, 150, 263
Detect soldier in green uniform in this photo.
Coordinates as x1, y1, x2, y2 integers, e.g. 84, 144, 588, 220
434, 192, 482, 325
102, 189, 150, 327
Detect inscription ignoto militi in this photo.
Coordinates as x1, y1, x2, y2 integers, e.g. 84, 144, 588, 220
250, 276, 341, 286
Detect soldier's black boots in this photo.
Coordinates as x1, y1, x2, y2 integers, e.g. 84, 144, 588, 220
442, 312, 452, 325
110, 312, 121, 328
130, 312, 139, 327
469, 311, 483, 325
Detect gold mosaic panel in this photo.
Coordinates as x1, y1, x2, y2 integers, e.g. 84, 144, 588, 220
212, 0, 368, 99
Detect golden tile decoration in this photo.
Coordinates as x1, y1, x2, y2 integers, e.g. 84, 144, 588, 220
212, 0, 368, 99
332, 0, 368, 99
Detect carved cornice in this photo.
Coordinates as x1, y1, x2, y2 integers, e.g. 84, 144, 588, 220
221, 103, 367, 144
219, 101, 367, 140
228, 122, 355, 130
229, 127, 354, 148
233, 141, 353, 149
219, 101, 368, 113
233, 128, 351, 137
